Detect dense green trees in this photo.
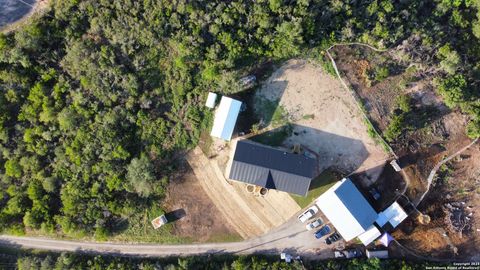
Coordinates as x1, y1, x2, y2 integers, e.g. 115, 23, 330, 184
0, 250, 448, 270
0, 0, 479, 238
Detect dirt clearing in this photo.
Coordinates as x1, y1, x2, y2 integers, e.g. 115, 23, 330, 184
163, 161, 241, 243
187, 146, 301, 239
331, 44, 480, 259
188, 58, 392, 240
254, 59, 390, 183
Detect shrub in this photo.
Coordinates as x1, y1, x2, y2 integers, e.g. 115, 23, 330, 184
395, 95, 412, 113
384, 114, 406, 142
374, 66, 390, 82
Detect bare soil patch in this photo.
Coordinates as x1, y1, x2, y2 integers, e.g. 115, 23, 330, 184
187, 146, 301, 239
163, 161, 240, 243
254, 59, 390, 184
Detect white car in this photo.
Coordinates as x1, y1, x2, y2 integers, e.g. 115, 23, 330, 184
306, 218, 323, 230
298, 206, 319, 223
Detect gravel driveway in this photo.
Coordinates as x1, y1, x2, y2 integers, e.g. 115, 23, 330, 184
0, 215, 341, 258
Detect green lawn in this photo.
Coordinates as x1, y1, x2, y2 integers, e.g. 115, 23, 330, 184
291, 170, 339, 208
254, 97, 289, 127
250, 124, 292, 147
110, 204, 191, 244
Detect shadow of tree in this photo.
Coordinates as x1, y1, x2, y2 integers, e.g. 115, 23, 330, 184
230, 79, 289, 136
249, 124, 370, 174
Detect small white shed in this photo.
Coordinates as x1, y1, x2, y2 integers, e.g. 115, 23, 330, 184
205, 92, 217, 108
366, 249, 389, 259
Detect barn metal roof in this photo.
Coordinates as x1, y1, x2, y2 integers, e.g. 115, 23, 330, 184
316, 178, 378, 241
228, 140, 317, 196
210, 97, 242, 141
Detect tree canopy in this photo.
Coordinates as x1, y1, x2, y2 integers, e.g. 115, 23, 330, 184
0, 0, 479, 238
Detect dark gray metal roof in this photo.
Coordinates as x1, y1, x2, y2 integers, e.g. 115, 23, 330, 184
228, 140, 317, 196
334, 179, 378, 230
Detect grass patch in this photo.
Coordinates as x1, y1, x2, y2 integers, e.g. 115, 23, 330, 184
304, 47, 337, 76
255, 97, 289, 127
291, 170, 339, 208
318, 56, 336, 77
13, 204, 189, 244
199, 131, 213, 156
363, 119, 391, 153
110, 204, 190, 243
250, 124, 293, 147
302, 114, 315, 120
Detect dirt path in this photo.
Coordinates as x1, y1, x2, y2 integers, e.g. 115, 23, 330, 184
186, 146, 300, 239
414, 137, 479, 206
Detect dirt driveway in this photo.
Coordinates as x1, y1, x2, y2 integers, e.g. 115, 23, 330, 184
255, 59, 390, 182
187, 147, 301, 239
162, 162, 240, 243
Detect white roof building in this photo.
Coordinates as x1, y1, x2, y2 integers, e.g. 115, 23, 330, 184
205, 92, 217, 108
366, 249, 389, 259
375, 201, 408, 228
315, 178, 378, 242
210, 97, 242, 141
357, 225, 381, 246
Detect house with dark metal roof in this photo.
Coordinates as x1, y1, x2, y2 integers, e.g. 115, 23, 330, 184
227, 140, 318, 196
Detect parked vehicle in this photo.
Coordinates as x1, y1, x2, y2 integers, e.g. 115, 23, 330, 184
325, 232, 341, 245
306, 218, 323, 231
334, 249, 362, 259
298, 206, 319, 223
314, 225, 331, 239
239, 75, 256, 90
151, 214, 168, 229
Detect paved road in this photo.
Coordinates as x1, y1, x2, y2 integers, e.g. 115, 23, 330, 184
0, 217, 337, 258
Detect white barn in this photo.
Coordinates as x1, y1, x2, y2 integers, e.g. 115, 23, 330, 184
316, 178, 378, 242
210, 97, 242, 141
